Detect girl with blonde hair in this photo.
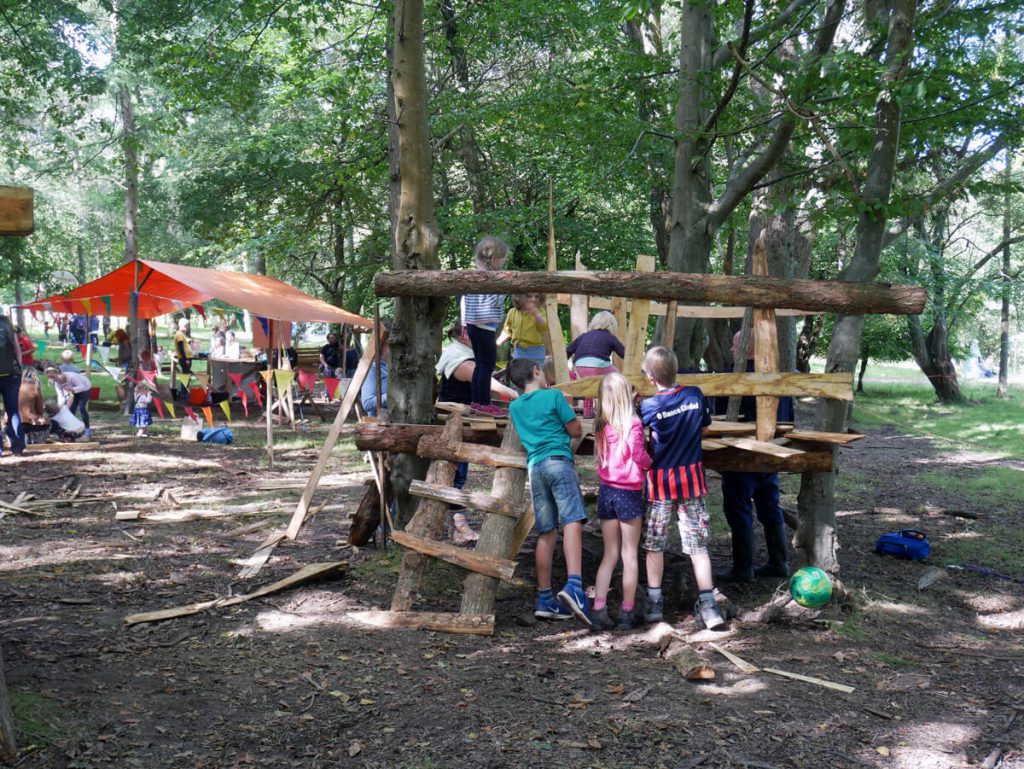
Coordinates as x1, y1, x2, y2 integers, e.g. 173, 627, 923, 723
591, 371, 652, 631
565, 311, 625, 418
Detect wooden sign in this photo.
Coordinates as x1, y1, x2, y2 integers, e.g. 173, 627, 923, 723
0, 186, 33, 236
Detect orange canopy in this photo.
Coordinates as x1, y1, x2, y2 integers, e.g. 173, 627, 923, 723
21, 259, 372, 328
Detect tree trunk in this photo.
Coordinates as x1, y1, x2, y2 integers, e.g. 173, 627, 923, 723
857, 352, 868, 393
0, 642, 15, 761
796, 315, 818, 373
12, 246, 25, 331
796, 0, 918, 572
375, 270, 927, 315
389, 0, 446, 529
997, 152, 1011, 397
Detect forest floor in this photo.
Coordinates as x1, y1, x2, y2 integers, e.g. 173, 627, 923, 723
1, 401, 1023, 769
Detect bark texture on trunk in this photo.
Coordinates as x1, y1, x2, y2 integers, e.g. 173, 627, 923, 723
0, 642, 15, 761
796, 0, 918, 572
997, 153, 1011, 397
389, 0, 445, 528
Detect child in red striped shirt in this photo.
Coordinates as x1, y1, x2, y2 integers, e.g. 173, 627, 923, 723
638, 346, 726, 631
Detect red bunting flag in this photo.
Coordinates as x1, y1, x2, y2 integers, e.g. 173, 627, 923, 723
78, 344, 88, 359
153, 397, 165, 419
240, 391, 248, 417
184, 406, 197, 422
141, 370, 157, 383
323, 377, 340, 401
297, 369, 317, 393
194, 305, 206, 320
249, 380, 263, 408
227, 372, 244, 394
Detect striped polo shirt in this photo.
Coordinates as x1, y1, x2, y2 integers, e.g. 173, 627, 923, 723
640, 384, 711, 501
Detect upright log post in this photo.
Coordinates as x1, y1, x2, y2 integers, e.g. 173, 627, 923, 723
569, 252, 589, 339
610, 296, 627, 369
0, 642, 15, 760
544, 181, 570, 385
392, 414, 463, 611
622, 255, 656, 375
461, 422, 528, 615
752, 234, 780, 441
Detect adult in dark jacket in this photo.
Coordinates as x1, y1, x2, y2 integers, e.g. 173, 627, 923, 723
0, 316, 25, 456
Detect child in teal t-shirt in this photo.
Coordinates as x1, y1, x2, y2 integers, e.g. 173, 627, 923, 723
507, 359, 590, 626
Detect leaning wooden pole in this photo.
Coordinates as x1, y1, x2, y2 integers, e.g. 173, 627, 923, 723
461, 422, 528, 616
375, 270, 927, 316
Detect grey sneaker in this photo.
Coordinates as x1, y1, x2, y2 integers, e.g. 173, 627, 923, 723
617, 606, 637, 631
643, 595, 664, 623
590, 607, 615, 632
695, 598, 728, 631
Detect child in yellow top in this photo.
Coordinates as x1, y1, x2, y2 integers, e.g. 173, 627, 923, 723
502, 293, 547, 362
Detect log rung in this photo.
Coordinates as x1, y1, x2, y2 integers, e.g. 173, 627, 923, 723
390, 530, 518, 581
717, 437, 805, 458
347, 610, 494, 636
417, 436, 528, 469
408, 480, 527, 519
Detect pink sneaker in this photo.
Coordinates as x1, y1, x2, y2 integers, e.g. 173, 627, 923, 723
471, 403, 508, 417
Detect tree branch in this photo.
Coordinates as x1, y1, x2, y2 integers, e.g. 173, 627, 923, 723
702, 0, 755, 137
711, 0, 818, 69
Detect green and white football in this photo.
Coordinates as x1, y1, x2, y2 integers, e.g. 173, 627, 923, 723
789, 566, 833, 608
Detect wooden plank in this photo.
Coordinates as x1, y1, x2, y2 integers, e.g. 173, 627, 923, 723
709, 642, 761, 674
556, 372, 853, 400
408, 479, 527, 519
622, 254, 655, 376
557, 294, 818, 319
0, 185, 33, 236
569, 253, 589, 338
717, 437, 805, 458
124, 561, 347, 625
417, 435, 528, 469
762, 667, 855, 694
704, 445, 834, 474
508, 501, 535, 559
663, 300, 678, 350
751, 234, 780, 442
786, 430, 865, 445
544, 180, 570, 385
609, 296, 627, 369
346, 610, 494, 636
704, 421, 756, 437
391, 530, 518, 581
391, 416, 462, 612
282, 330, 379, 543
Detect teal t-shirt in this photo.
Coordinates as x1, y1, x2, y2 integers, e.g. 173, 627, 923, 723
508, 388, 577, 468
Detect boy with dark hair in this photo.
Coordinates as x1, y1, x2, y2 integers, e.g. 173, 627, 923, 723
639, 346, 726, 631
507, 358, 590, 625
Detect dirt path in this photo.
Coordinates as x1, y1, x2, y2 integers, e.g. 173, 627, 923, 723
1, 413, 1022, 769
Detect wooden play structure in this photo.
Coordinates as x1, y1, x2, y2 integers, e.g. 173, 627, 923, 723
239, 229, 926, 636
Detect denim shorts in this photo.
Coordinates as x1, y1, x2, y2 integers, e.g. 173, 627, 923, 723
529, 456, 588, 534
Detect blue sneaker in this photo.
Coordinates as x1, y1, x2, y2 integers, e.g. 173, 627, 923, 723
535, 595, 572, 621
557, 582, 592, 627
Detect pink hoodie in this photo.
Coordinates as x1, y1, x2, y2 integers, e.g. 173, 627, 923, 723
597, 419, 653, 490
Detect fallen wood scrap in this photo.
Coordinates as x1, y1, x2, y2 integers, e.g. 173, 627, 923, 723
117, 502, 337, 523
23, 442, 101, 453
347, 610, 494, 636
0, 499, 46, 517
123, 561, 347, 626
708, 642, 855, 693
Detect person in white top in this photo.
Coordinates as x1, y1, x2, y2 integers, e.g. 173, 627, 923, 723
45, 367, 93, 437
223, 331, 241, 360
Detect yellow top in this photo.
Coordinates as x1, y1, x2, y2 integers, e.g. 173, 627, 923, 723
173, 329, 193, 359
503, 308, 547, 349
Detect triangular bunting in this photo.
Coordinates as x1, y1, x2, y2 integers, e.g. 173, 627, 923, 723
153, 397, 165, 419
78, 344, 88, 359
201, 406, 214, 428
178, 373, 193, 390
184, 406, 196, 421
98, 346, 110, 363
130, 292, 139, 315
218, 399, 232, 423
323, 377, 340, 401
274, 370, 296, 393
249, 381, 263, 408
165, 401, 176, 419
195, 305, 207, 320
142, 370, 157, 383
171, 299, 184, 311
81, 298, 92, 315
213, 307, 225, 319
297, 369, 317, 393
234, 311, 245, 330
257, 316, 269, 335
240, 391, 248, 417
260, 370, 274, 386
101, 295, 112, 316
35, 340, 47, 357
227, 372, 244, 394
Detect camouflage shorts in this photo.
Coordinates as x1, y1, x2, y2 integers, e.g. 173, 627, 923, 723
642, 496, 710, 555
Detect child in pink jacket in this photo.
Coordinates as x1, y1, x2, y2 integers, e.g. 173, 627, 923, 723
591, 372, 652, 631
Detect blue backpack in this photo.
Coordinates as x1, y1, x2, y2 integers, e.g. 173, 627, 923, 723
875, 529, 930, 560
197, 427, 234, 445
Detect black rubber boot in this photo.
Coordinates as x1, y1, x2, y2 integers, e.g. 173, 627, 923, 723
755, 520, 791, 578
715, 526, 755, 583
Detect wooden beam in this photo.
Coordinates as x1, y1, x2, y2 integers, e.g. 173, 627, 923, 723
375, 270, 928, 315
751, 234, 780, 442
391, 530, 518, 581
785, 430, 865, 445
610, 296, 627, 369
0, 185, 33, 235
391, 416, 463, 611
622, 255, 655, 376
544, 180, 570, 385
354, 422, 503, 453
417, 435, 528, 469
569, 252, 589, 338
716, 436, 805, 458
704, 445, 834, 473
663, 300, 678, 350
346, 610, 494, 636
408, 480, 527, 518
556, 372, 853, 400
557, 294, 817, 319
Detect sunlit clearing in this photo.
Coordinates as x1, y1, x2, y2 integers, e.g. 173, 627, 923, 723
255, 609, 355, 632
0, 541, 138, 571
956, 591, 1017, 613
976, 608, 1024, 631
890, 720, 977, 769
91, 570, 145, 586
867, 600, 930, 617
550, 622, 676, 654
693, 677, 769, 697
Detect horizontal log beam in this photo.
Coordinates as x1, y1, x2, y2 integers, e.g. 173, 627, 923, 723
354, 422, 503, 453
375, 270, 927, 315
417, 435, 528, 469
408, 480, 527, 519
556, 372, 853, 400
346, 610, 494, 635
785, 430, 865, 445
704, 446, 835, 474
716, 437, 805, 458
555, 294, 817, 319
390, 530, 518, 581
